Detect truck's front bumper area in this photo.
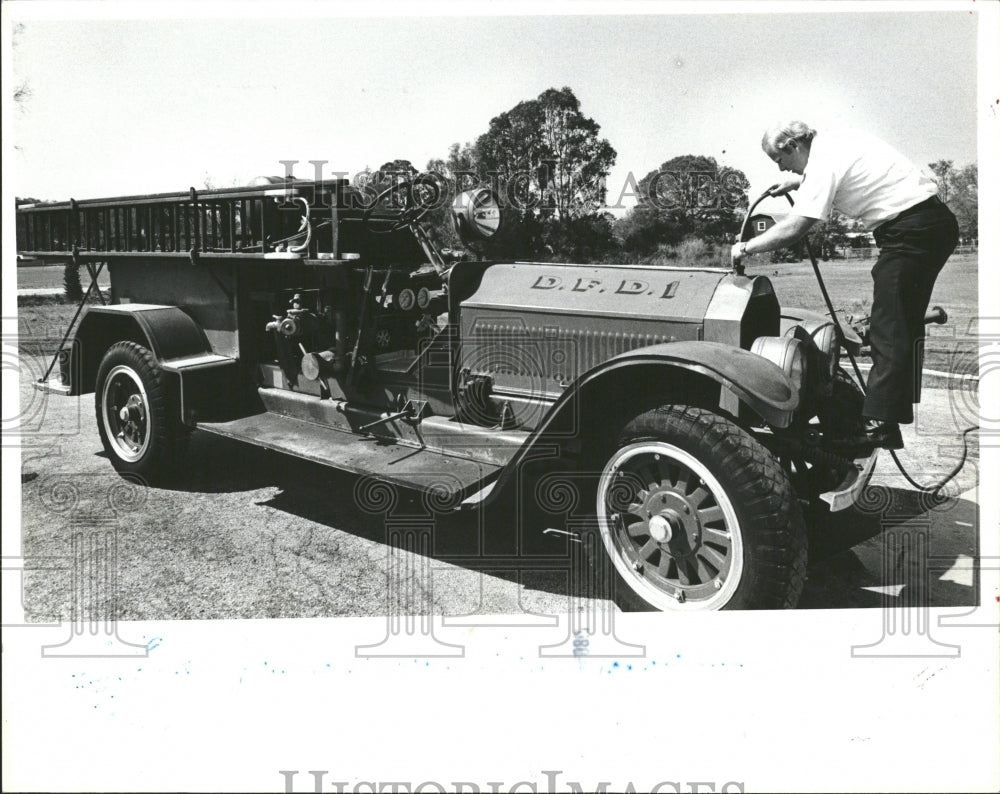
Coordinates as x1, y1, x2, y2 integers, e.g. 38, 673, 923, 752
820, 449, 879, 512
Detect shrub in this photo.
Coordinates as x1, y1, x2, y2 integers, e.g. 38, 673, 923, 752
675, 236, 712, 263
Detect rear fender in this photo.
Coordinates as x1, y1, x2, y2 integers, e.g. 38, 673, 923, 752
68, 304, 212, 395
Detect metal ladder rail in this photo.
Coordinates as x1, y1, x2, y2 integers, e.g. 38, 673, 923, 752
17, 190, 296, 257
17, 179, 355, 259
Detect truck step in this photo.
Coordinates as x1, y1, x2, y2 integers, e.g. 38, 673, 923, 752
256, 386, 529, 467
196, 411, 500, 501
160, 353, 236, 372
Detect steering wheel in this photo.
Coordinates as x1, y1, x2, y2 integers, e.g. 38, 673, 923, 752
361, 172, 446, 233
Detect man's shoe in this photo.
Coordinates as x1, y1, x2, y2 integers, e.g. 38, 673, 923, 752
863, 419, 903, 450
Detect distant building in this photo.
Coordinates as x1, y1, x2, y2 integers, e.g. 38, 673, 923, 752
746, 212, 786, 237
845, 231, 876, 248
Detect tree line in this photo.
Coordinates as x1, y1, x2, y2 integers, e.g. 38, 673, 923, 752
367, 86, 978, 265
368, 86, 751, 265
19, 84, 979, 275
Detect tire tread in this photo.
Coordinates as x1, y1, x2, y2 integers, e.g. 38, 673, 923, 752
602, 404, 807, 610
95, 341, 189, 480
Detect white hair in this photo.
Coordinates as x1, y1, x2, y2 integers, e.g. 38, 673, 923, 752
761, 121, 817, 156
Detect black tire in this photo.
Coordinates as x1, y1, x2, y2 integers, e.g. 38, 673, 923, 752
95, 341, 188, 479
592, 405, 807, 611
816, 367, 866, 439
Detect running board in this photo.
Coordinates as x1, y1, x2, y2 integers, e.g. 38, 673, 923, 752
159, 353, 236, 372
196, 412, 500, 501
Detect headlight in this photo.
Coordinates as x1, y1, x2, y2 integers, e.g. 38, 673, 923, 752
783, 320, 839, 383
808, 322, 839, 382
452, 187, 502, 244
750, 335, 807, 387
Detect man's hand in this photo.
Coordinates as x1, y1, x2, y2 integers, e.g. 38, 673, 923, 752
731, 241, 748, 266
767, 176, 803, 197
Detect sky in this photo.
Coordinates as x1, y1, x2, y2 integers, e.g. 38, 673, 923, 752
5, 2, 984, 217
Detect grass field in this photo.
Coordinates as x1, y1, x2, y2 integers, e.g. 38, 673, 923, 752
15, 262, 112, 291
749, 251, 979, 375
15, 253, 979, 374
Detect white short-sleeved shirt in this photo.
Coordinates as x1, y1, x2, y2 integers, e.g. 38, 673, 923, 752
791, 129, 939, 229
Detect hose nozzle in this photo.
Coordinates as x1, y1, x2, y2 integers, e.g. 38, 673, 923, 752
924, 306, 948, 325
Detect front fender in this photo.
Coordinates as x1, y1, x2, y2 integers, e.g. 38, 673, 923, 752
481, 340, 799, 508
595, 340, 799, 425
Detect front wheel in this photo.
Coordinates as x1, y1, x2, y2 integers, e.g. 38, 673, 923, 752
594, 405, 807, 610
95, 341, 187, 479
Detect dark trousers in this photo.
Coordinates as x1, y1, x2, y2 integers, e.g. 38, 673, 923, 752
866, 197, 959, 424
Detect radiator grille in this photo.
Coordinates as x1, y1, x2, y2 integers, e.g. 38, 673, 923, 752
464, 322, 676, 386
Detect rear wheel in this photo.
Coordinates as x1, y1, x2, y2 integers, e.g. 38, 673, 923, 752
95, 341, 187, 479
594, 405, 807, 610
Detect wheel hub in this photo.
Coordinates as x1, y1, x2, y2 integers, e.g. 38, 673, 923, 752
641, 488, 700, 553
648, 514, 675, 543
119, 395, 145, 424
598, 440, 745, 611
101, 364, 152, 464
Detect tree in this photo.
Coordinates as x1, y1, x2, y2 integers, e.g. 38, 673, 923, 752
928, 160, 954, 203
361, 158, 444, 220
473, 87, 617, 222
928, 159, 977, 243
426, 142, 478, 191
425, 143, 480, 249
423, 88, 619, 261
946, 163, 977, 242
807, 211, 851, 260
613, 201, 684, 256
364, 159, 418, 201
615, 155, 749, 257
543, 211, 619, 263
